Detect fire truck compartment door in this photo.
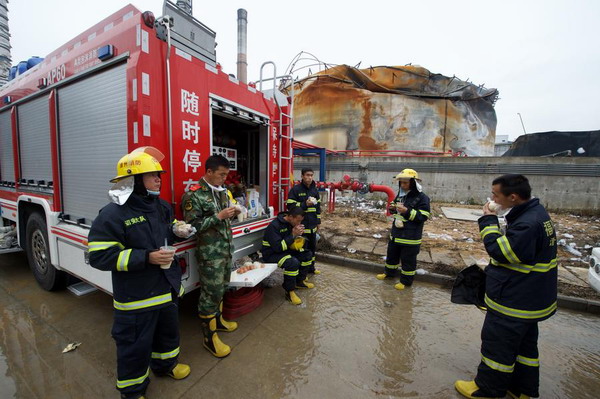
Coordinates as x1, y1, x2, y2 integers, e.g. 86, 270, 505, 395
18, 95, 52, 183
0, 111, 14, 183
58, 63, 127, 224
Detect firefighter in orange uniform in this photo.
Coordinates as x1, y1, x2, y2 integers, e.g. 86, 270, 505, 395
88, 147, 192, 399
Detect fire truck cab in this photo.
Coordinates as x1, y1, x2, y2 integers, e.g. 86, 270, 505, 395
0, 1, 293, 295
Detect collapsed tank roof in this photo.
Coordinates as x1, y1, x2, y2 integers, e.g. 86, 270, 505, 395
286, 64, 499, 156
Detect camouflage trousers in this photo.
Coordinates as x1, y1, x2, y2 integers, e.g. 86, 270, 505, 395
197, 256, 231, 316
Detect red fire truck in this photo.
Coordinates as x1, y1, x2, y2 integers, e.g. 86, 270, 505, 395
0, 2, 293, 294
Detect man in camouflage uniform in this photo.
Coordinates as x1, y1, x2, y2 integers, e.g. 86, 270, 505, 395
182, 155, 240, 358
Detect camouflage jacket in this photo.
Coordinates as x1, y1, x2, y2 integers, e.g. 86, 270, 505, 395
182, 178, 233, 260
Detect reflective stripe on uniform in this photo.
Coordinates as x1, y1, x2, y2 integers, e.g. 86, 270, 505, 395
113, 293, 172, 311
283, 269, 299, 277
306, 207, 317, 212
179, 284, 185, 297
480, 225, 501, 239
408, 209, 417, 221
277, 255, 292, 267
88, 241, 125, 252
481, 355, 514, 373
516, 355, 540, 367
393, 237, 422, 245
497, 236, 521, 264
490, 258, 557, 274
419, 209, 430, 218
116, 368, 149, 389
300, 260, 312, 267
151, 347, 180, 360
281, 240, 288, 251
484, 294, 557, 320
317, 215, 321, 219
401, 270, 416, 276
385, 264, 399, 269
304, 228, 316, 234
262, 240, 271, 247
286, 199, 300, 205
116, 249, 132, 272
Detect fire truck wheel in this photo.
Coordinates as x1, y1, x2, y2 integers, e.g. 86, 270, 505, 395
25, 212, 66, 291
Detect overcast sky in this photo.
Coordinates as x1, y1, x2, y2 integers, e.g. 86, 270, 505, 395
8, 0, 600, 140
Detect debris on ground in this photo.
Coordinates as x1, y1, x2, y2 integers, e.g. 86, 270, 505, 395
62, 342, 81, 353
319, 198, 600, 301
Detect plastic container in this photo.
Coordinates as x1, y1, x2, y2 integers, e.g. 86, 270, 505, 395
27, 56, 44, 69
16, 61, 28, 76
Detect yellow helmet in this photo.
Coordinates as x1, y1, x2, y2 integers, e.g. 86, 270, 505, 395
394, 168, 419, 181
111, 146, 166, 182
290, 236, 305, 251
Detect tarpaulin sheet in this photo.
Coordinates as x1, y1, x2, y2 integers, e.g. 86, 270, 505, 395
503, 130, 600, 157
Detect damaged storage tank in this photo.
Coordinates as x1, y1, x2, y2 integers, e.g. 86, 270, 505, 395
286, 65, 499, 156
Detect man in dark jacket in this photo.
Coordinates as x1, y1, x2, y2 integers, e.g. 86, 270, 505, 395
262, 207, 314, 305
287, 168, 322, 275
455, 174, 558, 399
377, 168, 430, 290
88, 147, 191, 399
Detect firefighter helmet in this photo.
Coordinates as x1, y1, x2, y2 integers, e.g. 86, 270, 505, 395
290, 236, 305, 251
394, 168, 419, 181
111, 146, 166, 182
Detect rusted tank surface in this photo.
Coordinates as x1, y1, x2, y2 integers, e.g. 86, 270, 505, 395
286, 65, 499, 156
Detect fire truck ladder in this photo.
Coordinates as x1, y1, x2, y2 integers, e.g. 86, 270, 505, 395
259, 62, 295, 210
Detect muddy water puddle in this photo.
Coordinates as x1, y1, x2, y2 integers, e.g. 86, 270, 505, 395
230, 263, 600, 398
0, 259, 599, 398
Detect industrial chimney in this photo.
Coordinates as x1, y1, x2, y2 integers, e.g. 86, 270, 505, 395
176, 0, 192, 16
236, 8, 247, 84
0, 0, 11, 85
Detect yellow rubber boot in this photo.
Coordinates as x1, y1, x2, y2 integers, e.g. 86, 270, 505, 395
394, 282, 406, 290
376, 273, 388, 280
199, 315, 232, 358
168, 363, 191, 380
296, 280, 314, 289
507, 391, 530, 399
313, 269, 321, 275
454, 380, 497, 399
286, 290, 302, 305
216, 302, 238, 332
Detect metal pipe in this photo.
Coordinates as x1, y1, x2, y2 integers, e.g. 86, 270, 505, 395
236, 9, 247, 84
517, 112, 527, 135
161, 17, 175, 205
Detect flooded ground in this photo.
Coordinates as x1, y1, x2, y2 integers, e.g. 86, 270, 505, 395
0, 252, 599, 398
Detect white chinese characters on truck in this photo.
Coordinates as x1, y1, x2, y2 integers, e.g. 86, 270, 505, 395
0, 3, 292, 295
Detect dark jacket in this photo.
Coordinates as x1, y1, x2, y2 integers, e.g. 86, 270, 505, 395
261, 213, 297, 258
389, 189, 431, 245
286, 181, 321, 231
478, 198, 558, 322
88, 193, 183, 313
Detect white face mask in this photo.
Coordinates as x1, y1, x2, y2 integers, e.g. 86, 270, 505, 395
205, 180, 225, 192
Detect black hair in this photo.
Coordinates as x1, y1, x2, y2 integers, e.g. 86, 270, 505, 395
492, 174, 531, 200
287, 206, 305, 217
301, 168, 314, 176
205, 155, 230, 172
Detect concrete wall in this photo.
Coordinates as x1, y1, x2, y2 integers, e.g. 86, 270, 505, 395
294, 156, 600, 214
